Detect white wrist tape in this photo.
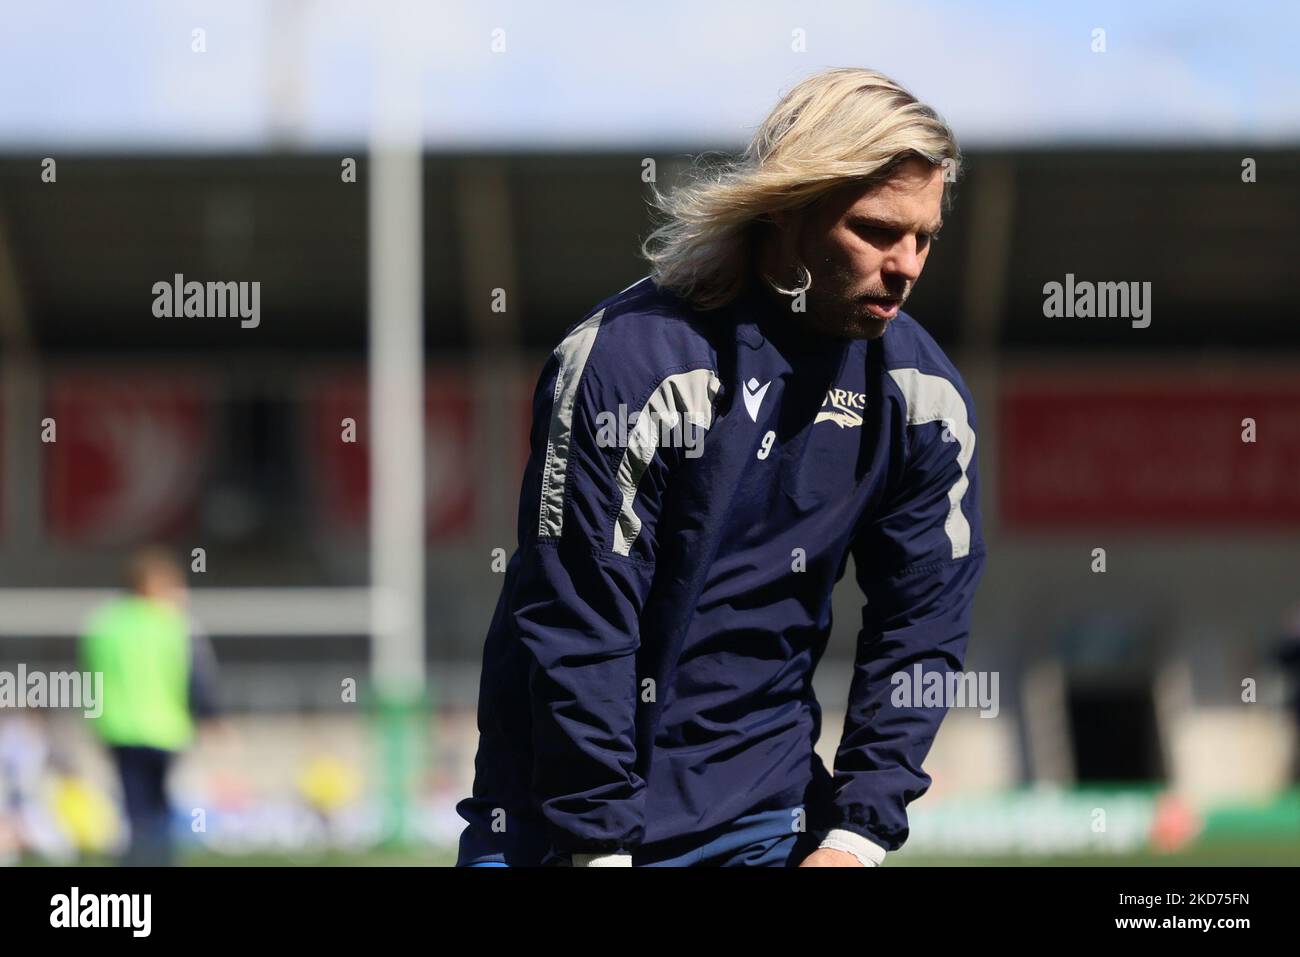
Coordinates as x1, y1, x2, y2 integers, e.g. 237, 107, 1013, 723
817, 829, 887, 867
571, 853, 633, 867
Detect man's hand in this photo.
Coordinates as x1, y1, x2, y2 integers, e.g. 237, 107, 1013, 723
798, 847, 864, 867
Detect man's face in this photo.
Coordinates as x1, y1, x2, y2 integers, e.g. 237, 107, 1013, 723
790, 157, 945, 340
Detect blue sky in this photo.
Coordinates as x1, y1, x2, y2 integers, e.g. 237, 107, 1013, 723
0, 0, 1296, 150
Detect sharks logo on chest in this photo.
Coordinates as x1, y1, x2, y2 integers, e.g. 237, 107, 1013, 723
814, 386, 867, 429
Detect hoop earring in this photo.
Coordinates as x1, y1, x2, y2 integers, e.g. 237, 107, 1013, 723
762, 262, 812, 297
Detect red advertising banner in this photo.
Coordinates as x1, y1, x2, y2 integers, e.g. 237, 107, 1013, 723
45, 374, 213, 544
308, 372, 476, 540
1000, 373, 1300, 528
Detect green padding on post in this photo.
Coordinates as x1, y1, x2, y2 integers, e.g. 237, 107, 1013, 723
371, 685, 433, 848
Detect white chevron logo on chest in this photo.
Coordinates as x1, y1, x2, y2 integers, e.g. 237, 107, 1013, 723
742, 377, 771, 422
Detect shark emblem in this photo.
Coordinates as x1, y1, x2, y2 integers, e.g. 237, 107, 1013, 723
814, 386, 867, 429
814, 407, 864, 429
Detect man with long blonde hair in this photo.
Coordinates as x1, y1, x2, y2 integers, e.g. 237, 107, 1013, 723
458, 68, 985, 867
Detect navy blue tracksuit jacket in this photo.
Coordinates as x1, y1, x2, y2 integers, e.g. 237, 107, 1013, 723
457, 275, 986, 865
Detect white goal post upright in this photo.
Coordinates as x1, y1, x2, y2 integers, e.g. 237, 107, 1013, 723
368, 3, 426, 846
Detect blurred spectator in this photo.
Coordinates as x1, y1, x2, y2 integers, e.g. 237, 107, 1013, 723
79, 546, 221, 865
0, 716, 58, 862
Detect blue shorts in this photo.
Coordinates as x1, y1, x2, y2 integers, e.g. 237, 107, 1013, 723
460, 806, 824, 867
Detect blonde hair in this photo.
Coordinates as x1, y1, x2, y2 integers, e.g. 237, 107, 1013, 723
641, 68, 961, 310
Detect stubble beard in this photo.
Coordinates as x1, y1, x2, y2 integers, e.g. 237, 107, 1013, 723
804, 268, 899, 341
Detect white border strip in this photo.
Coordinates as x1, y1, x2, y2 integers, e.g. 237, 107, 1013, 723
538, 310, 605, 539
887, 368, 975, 560
612, 368, 720, 556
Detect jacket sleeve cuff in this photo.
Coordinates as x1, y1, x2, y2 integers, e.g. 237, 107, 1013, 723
571, 853, 633, 867
818, 828, 887, 867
